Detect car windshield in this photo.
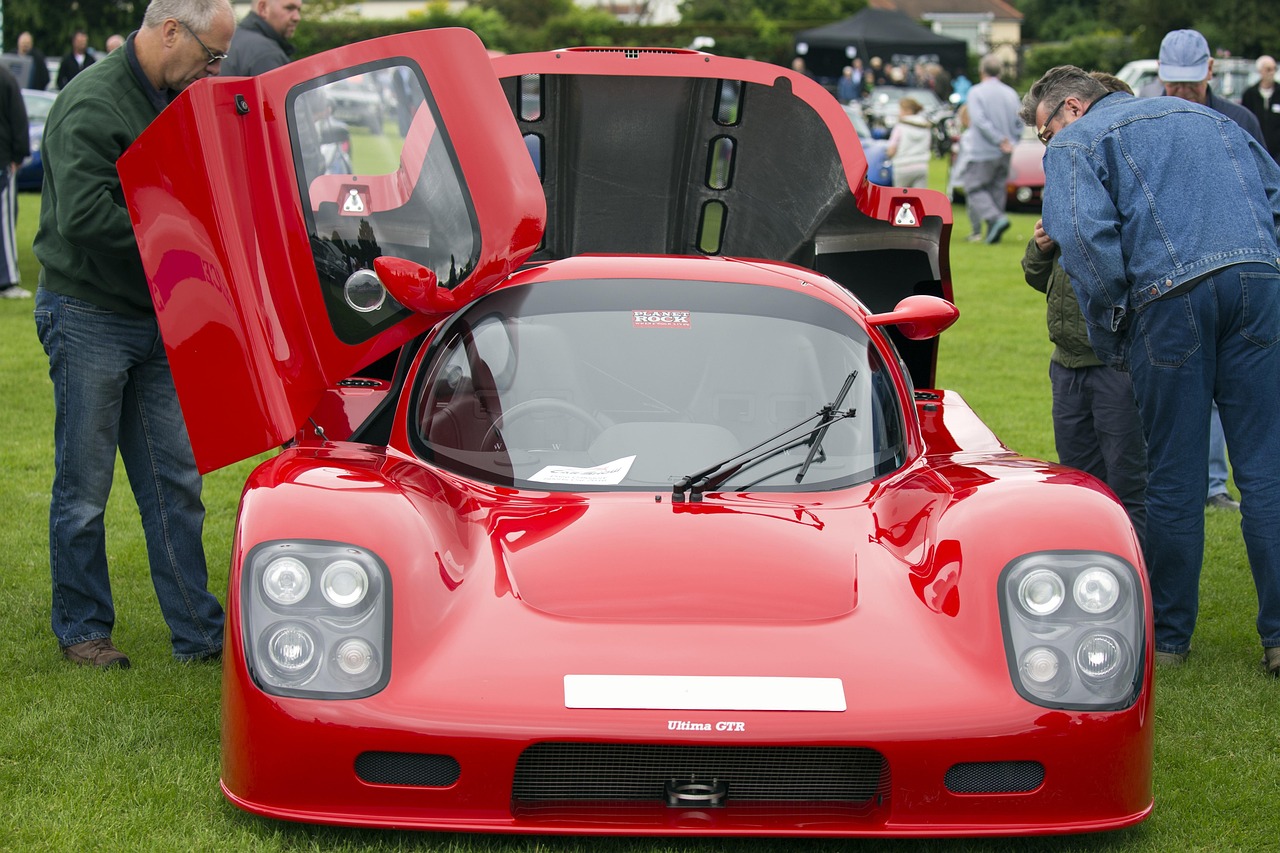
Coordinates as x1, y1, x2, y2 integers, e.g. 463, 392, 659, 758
412, 278, 907, 492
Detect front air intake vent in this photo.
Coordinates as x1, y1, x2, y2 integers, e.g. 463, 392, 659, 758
513, 743, 888, 802
355, 751, 460, 787
944, 761, 1044, 793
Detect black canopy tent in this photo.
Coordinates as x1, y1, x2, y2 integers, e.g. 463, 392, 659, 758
794, 8, 968, 83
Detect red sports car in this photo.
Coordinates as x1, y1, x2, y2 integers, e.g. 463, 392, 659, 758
118, 29, 1152, 837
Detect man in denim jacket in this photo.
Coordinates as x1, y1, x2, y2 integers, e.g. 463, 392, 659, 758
1023, 65, 1280, 675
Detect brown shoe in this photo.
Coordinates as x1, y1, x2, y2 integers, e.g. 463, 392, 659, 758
62, 638, 131, 669
1264, 647, 1280, 678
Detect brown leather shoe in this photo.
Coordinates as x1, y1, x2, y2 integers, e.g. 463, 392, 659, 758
62, 638, 131, 669
1264, 647, 1280, 678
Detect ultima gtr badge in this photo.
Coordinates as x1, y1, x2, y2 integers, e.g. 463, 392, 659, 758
668, 720, 746, 731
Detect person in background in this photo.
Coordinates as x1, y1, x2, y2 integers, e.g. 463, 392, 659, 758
1154, 30, 1264, 144
958, 54, 1021, 244
886, 96, 932, 188
1023, 64, 1280, 675
33, 0, 235, 669
1020, 71, 1147, 543
221, 0, 302, 77
106, 34, 126, 53
0, 63, 29, 299
16, 32, 50, 92
836, 66, 859, 103
56, 30, 95, 90
1242, 55, 1279, 162
1148, 30, 1264, 514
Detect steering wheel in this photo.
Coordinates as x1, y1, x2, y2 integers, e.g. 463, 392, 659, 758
481, 398, 604, 451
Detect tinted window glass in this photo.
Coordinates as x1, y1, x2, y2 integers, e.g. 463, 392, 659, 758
290, 62, 480, 344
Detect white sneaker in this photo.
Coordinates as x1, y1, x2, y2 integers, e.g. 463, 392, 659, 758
0, 285, 32, 299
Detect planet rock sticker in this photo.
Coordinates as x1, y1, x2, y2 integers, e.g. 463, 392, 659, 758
633, 310, 691, 328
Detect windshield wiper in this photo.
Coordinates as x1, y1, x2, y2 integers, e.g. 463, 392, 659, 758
671, 371, 858, 502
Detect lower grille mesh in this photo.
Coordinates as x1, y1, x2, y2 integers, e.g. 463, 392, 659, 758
355, 751, 461, 787
513, 743, 888, 802
945, 761, 1045, 793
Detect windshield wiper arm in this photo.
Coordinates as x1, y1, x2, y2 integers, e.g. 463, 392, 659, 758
672, 370, 858, 502
795, 369, 858, 484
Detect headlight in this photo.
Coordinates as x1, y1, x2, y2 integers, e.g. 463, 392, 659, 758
262, 556, 310, 605
321, 559, 368, 608
1000, 552, 1144, 710
1017, 569, 1065, 616
1074, 567, 1120, 614
242, 541, 391, 698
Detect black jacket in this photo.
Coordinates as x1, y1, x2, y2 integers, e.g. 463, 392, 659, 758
56, 50, 94, 90
25, 48, 50, 91
1242, 83, 1280, 162
220, 11, 295, 77
0, 65, 29, 167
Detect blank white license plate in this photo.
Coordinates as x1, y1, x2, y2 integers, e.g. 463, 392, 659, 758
564, 675, 846, 711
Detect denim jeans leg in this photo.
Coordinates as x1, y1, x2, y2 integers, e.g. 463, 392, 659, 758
1213, 266, 1280, 648
117, 337, 224, 660
1127, 288, 1213, 655
1089, 365, 1148, 547
36, 290, 131, 647
1207, 402, 1229, 499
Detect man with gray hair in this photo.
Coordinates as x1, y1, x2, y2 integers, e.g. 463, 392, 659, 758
1021, 65, 1280, 677
957, 54, 1021, 244
33, 0, 236, 669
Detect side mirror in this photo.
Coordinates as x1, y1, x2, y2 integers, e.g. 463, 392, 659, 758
373, 257, 455, 316
866, 294, 959, 340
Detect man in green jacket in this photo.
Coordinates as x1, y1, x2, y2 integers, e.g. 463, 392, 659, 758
33, 0, 236, 669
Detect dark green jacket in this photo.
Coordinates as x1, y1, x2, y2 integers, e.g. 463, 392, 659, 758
1021, 237, 1103, 369
34, 47, 162, 316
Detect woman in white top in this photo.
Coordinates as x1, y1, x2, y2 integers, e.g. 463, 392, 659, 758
885, 97, 933, 189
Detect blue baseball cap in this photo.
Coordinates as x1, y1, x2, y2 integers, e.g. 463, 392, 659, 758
1158, 29, 1211, 82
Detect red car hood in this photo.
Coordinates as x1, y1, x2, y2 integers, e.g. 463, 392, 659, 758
504, 499, 859, 621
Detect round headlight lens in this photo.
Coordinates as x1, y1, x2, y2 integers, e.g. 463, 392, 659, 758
1077, 632, 1123, 681
334, 638, 376, 677
1018, 569, 1065, 616
321, 559, 369, 608
263, 557, 311, 605
267, 623, 318, 674
1021, 646, 1061, 684
1074, 567, 1120, 614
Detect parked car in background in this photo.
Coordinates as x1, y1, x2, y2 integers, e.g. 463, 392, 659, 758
862, 85, 948, 135
119, 30, 1153, 837
946, 125, 1045, 211
18, 88, 56, 191
842, 103, 893, 186
1115, 57, 1259, 103
326, 74, 385, 134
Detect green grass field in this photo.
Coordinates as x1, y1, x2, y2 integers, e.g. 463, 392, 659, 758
0, 162, 1276, 852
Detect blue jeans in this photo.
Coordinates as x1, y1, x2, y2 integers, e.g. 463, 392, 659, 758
1126, 263, 1280, 654
1207, 402, 1229, 498
34, 289, 223, 660
1049, 362, 1148, 545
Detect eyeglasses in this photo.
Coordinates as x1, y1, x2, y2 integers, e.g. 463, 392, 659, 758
179, 20, 228, 65
1036, 99, 1067, 144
